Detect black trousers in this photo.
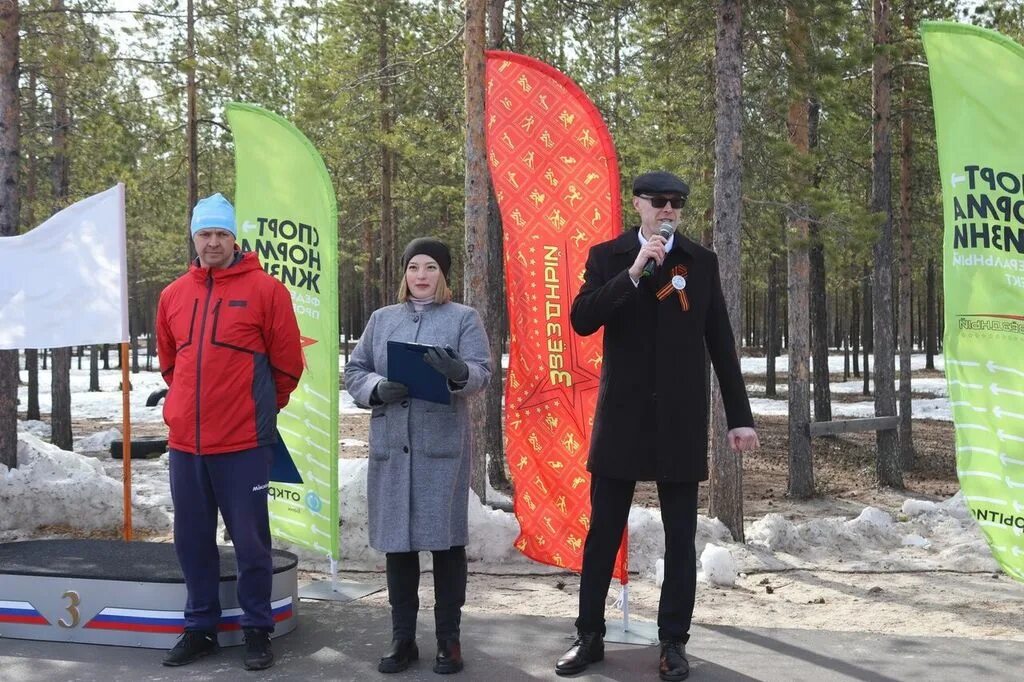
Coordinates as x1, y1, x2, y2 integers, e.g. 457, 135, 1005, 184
385, 546, 467, 641
576, 475, 699, 643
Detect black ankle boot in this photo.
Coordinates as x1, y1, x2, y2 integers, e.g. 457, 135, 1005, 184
433, 638, 463, 674
555, 631, 604, 675
659, 640, 689, 681
379, 639, 419, 673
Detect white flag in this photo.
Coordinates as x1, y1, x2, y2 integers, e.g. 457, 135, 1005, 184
0, 184, 128, 350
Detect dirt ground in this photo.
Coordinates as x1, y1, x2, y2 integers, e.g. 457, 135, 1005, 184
65, 367, 1024, 643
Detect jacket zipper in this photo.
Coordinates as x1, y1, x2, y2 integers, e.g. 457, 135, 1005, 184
194, 271, 215, 454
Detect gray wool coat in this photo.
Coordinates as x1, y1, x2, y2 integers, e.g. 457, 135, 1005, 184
344, 301, 491, 553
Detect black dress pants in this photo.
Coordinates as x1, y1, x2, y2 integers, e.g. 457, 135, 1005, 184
385, 546, 467, 641
576, 475, 699, 643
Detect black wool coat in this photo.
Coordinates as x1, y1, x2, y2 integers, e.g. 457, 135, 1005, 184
570, 228, 754, 482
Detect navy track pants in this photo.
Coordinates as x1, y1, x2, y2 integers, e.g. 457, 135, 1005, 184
169, 446, 275, 632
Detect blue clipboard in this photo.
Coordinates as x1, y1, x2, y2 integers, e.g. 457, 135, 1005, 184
386, 340, 451, 405
270, 428, 303, 484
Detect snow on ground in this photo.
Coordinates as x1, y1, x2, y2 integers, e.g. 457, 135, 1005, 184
739, 352, 944, 375
1, 434, 999, 579
6, 351, 998, 581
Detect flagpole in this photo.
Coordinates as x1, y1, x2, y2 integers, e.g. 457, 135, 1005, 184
120, 342, 133, 541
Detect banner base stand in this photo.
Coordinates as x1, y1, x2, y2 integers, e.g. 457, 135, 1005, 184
299, 579, 380, 603
603, 618, 658, 645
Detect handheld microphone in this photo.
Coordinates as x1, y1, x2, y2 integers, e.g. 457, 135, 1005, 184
641, 222, 675, 277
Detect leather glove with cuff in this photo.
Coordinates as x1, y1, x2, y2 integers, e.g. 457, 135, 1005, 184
424, 345, 469, 384
372, 380, 409, 405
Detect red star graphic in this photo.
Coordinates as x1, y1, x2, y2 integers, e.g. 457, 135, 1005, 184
299, 335, 318, 369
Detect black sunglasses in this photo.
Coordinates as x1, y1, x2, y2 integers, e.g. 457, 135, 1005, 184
638, 194, 685, 209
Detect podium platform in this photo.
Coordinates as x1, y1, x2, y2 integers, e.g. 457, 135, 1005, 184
0, 539, 297, 649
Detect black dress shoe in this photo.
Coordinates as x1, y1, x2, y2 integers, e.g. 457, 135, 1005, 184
433, 638, 464, 674
555, 631, 604, 676
162, 630, 219, 666
379, 639, 419, 673
659, 640, 689, 681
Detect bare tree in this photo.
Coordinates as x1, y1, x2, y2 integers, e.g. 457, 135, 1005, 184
0, 0, 20, 469
871, 0, 902, 487
464, 0, 488, 500
709, 0, 745, 541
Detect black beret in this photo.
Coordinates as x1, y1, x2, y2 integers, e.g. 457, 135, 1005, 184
632, 171, 689, 197
402, 237, 452, 279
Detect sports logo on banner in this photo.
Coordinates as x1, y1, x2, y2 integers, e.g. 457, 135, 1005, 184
922, 22, 1024, 582
485, 51, 627, 580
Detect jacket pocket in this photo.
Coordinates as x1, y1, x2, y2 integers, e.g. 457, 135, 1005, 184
420, 408, 459, 459
368, 413, 389, 460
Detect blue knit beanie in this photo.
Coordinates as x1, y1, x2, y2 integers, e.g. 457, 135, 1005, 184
190, 193, 236, 236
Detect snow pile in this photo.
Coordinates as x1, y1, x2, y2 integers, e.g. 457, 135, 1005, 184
627, 506, 733, 577
699, 543, 737, 587
74, 428, 121, 456
745, 497, 998, 572
1, 433, 171, 533
17, 420, 51, 438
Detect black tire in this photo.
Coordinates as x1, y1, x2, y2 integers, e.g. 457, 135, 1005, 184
111, 436, 168, 460
145, 388, 168, 407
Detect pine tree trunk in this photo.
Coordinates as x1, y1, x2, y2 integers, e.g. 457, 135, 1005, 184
89, 346, 100, 391
709, 0, 745, 541
851, 284, 860, 377
808, 98, 831, 423
483, 0, 511, 498
871, 0, 901, 487
765, 249, 779, 397
0, 0, 19, 469
50, 0, 72, 452
378, 6, 396, 307
785, 3, 813, 498
926, 257, 936, 369
897, 4, 914, 469
464, 0, 489, 501
184, 0, 198, 265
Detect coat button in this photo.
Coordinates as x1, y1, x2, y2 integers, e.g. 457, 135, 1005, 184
403, 446, 409, 453
401, 400, 409, 407
412, 315, 420, 322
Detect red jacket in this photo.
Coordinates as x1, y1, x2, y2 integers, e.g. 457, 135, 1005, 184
157, 251, 303, 454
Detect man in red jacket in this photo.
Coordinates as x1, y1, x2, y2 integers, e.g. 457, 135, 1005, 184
156, 193, 303, 671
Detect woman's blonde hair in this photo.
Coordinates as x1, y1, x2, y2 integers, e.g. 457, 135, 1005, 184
397, 270, 453, 304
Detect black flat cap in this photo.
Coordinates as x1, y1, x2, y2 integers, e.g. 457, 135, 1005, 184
632, 171, 689, 197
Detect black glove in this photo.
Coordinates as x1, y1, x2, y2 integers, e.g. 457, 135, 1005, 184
424, 345, 469, 383
372, 380, 409, 404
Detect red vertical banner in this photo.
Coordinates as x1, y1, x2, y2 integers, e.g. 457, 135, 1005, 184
485, 51, 626, 581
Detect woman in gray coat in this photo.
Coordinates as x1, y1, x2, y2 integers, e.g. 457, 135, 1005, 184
344, 237, 491, 675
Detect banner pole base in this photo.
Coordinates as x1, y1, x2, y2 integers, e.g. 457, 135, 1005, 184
604, 584, 658, 645
298, 555, 381, 604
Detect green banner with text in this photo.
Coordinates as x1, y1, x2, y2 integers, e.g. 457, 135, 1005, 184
923, 22, 1024, 582
227, 102, 339, 560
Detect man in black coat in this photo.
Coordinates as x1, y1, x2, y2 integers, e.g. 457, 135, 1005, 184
555, 171, 759, 681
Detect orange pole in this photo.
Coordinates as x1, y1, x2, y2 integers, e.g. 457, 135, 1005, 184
120, 342, 133, 541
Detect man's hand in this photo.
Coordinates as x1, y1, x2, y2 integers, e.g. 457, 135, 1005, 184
424, 345, 469, 383
628, 234, 668, 281
727, 427, 760, 453
373, 380, 409, 404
